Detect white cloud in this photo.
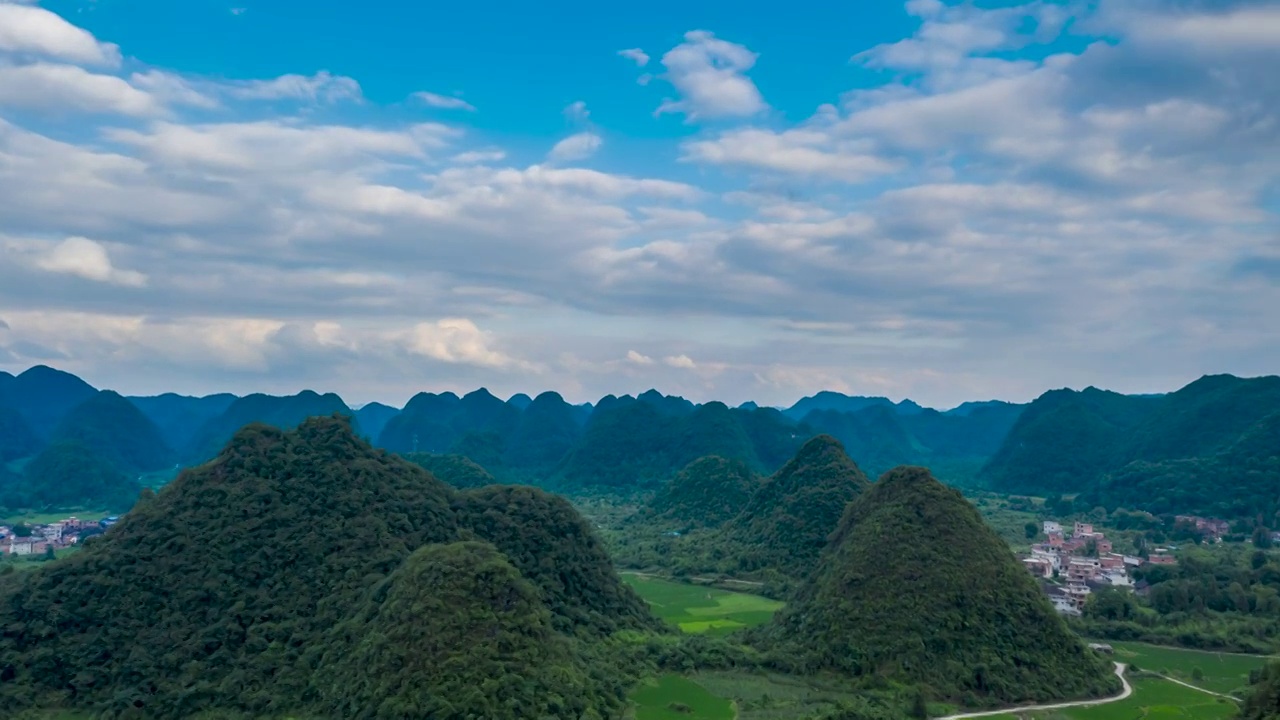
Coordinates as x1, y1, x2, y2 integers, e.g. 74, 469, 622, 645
403, 318, 528, 369
227, 71, 362, 103
618, 48, 650, 67
663, 354, 697, 369
682, 127, 899, 182
563, 100, 589, 123
0, 63, 162, 116
413, 91, 477, 111
626, 349, 654, 365
230, 8, 247, 16
33, 237, 147, 287
655, 30, 768, 120
0, 3, 121, 67
128, 70, 220, 110
1135, 6, 1280, 51
547, 132, 603, 162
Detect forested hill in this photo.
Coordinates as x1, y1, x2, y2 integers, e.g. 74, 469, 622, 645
182, 390, 355, 463
0, 415, 656, 718
982, 374, 1280, 518
757, 465, 1119, 707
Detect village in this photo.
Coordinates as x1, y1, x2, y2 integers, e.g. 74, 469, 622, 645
0, 515, 118, 557
1021, 515, 1230, 616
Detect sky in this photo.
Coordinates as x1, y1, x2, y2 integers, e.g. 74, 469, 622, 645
0, 0, 1277, 409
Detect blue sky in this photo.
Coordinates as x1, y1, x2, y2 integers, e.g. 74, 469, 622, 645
0, 0, 1277, 408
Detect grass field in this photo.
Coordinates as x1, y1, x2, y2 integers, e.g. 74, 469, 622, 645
1, 509, 109, 526
1108, 641, 1273, 696
622, 573, 783, 635
630, 675, 735, 720
984, 676, 1239, 720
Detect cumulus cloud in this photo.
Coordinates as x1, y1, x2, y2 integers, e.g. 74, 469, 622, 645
413, 91, 477, 111
0, 63, 163, 116
0, 3, 122, 67
618, 48, 649, 67
663, 354, 696, 369
0, 0, 1278, 408
403, 318, 530, 369
33, 237, 147, 287
655, 30, 768, 120
547, 132, 603, 162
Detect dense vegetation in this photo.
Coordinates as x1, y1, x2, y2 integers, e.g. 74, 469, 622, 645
0, 416, 654, 718
13, 440, 142, 511
0, 406, 40, 463
719, 435, 870, 577
637, 456, 762, 530
403, 452, 498, 489
310, 541, 624, 719
1242, 662, 1280, 720
757, 466, 1119, 706
983, 375, 1280, 520
1079, 543, 1280, 653
51, 390, 174, 473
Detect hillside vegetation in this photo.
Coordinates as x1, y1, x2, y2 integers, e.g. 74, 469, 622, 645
639, 456, 762, 530
0, 416, 653, 718
983, 374, 1280, 518
757, 466, 1119, 706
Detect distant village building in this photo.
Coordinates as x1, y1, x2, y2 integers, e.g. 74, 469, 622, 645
1043, 521, 1062, 535
1088, 643, 1114, 654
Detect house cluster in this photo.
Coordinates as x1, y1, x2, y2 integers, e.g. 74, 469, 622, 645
1022, 520, 1173, 616
0, 516, 115, 556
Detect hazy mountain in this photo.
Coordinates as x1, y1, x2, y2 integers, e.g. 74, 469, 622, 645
127, 392, 238, 452
53, 390, 174, 472
184, 390, 353, 463
352, 401, 399, 443
0, 365, 98, 438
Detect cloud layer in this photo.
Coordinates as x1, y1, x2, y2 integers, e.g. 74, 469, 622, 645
0, 0, 1277, 408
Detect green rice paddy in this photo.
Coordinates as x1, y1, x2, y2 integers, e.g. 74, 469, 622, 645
621, 573, 783, 635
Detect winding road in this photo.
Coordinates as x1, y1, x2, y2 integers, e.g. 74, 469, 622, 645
936, 663, 1132, 719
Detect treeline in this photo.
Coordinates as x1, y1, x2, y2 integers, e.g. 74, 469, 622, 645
983, 374, 1280, 520
1080, 544, 1280, 653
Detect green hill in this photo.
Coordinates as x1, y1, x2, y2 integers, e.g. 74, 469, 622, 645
759, 465, 1119, 707
641, 456, 762, 530
18, 439, 142, 511
0, 415, 652, 717
183, 389, 353, 462
128, 392, 238, 451
377, 389, 520, 456
984, 375, 1280, 518
455, 484, 661, 636
981, 386, 1162, 494
721, 435, 870, 576
353, 401, 399, 443
52, 390, 174, 472
311, 541, 622, 720
403, 452, 498, 489
502, 391, 583, 470
0, 365, 98, 438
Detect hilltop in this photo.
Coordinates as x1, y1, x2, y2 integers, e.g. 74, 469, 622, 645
183, 389, 354, 463
758, 466, 1119, 706
640, 455, 762, 531
720, 435, 870, 577
51, 390, 174, 472
0, 416, 653, 717
128, 392, 238, 452
0, 365, 97, 438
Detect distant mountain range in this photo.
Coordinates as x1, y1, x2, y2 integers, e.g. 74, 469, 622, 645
2, 364, 1276, 519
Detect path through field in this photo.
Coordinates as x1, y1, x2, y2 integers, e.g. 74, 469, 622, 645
935, 663, 1131, 720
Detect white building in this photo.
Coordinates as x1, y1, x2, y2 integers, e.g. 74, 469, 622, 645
1043, 521, 1062, 535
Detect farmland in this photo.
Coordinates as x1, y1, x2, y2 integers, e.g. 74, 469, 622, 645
621, 573, 783, 635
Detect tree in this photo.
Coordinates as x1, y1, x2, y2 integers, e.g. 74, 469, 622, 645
42, 545, 55, 561
1254, 527, 1274, 549
11, 523, 32, 538
1024, 522, 1039, 540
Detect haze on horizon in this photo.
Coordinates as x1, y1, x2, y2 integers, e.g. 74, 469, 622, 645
0, 0, 1276, 409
